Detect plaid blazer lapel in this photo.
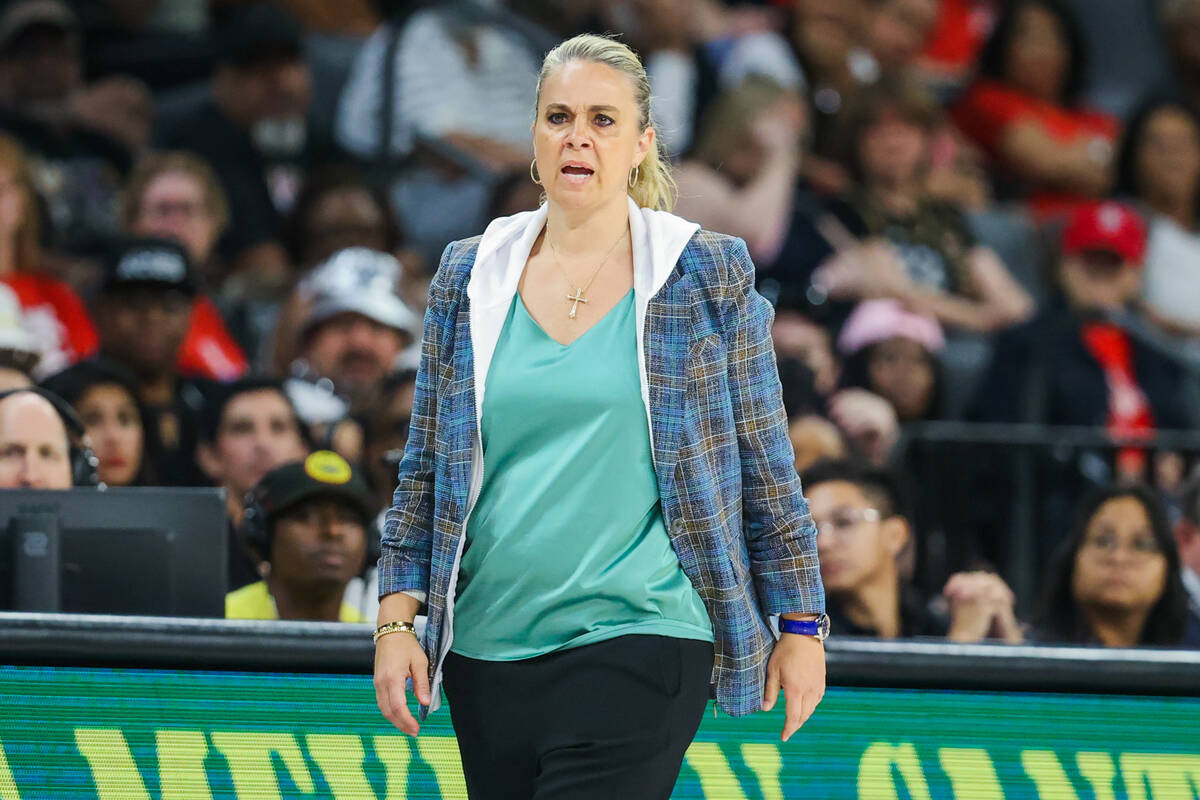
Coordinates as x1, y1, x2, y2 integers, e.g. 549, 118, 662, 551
644, 265, 699, 502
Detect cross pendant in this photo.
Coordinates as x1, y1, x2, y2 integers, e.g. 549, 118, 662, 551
566, 287, 588, 319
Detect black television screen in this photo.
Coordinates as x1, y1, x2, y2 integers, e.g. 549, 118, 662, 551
0, 487, 227, 617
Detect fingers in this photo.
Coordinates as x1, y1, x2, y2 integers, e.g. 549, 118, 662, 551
762, 663, 781, 712
374, 641, 429, 737
780, 686, 825, 742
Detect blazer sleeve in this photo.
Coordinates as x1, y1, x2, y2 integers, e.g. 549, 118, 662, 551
377, 245, 455, 601
719, 237, 825, 617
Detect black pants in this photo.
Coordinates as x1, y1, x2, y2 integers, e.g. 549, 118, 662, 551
442, 634, 715, 799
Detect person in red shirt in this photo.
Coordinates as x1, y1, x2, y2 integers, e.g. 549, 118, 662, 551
0, 133, 97, 377
952, 0, 1119, 218
121, 151, 248, 381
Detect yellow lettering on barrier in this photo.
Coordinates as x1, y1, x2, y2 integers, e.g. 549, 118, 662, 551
371, 735, 412, 799
155, 730, 213, 800
1021, 750, 1082, 799
0, 739, 21, 800
416, 736, 469, 798
1076, 751, 1118, 800
857, 742, 932, 800
1120, 753, 1200, 800
685, 742, 750, 800
74, 729, 151, 800
938, 748, 1005, 799
306, 735, 375, 799
210, 731, 314, 799
740, 743, 785, 800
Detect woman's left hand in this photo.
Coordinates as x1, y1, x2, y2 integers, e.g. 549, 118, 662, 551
762, 633, 826, 742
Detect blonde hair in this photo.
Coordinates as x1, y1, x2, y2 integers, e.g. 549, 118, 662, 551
535, 34, 676, 212
120, 151, 230, 234
0, 134, 44, 271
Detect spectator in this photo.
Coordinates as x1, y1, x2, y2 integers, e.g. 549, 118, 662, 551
0, 388, 72, 488
335, 2, 538, 259
0, 283, 39, 390
673, 76, 866, 333
865, 0, 940, 78
41, 357, 152, 487
1113, 97, 1200, 337
195, 377, 309, 590
1161, 0, 1200, 115
122, 151, 248, 380
951, 0, 1118, 217
971, 201, 1192, 436
226, 450, 371, 622
289, 247, 420, 414
282, 164, 406, 272
360, 368, 415, 513
836, 299, 945, 423
92, 237, 213, 485
803, 458, 1024, 642
156, 3, 311, 288
821, 79, 1033, 332
270, 166, 419, 373
0, 134, 97, 377
1177, 473, 1200, 613
1034, 483, 1200, 647
0, 0, 151, 243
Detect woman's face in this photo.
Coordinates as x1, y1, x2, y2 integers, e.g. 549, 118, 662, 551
1072, 496, 1168, 618
1005, 4, 1070, 103
0, 167, 27, 241
133, 171, 219, 265
1136, 107, 1200, 208
532, 59, 652, 214
858, 110, 930, 187
866, 337, 935, 421
76, 383, 144, 487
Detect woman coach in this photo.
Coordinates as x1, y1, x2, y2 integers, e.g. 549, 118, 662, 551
373, 33, 827, 798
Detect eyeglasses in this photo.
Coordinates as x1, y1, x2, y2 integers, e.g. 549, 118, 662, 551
1081, 532, 1162, 560
812, 507, 881, 538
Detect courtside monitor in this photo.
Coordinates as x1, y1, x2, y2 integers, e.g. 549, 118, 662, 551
0, 487, 227, 617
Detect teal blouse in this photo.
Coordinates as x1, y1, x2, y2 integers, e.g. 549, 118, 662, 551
450, 286, 714, 660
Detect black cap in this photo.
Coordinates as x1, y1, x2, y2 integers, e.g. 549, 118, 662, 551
0, 0, 80, 56
250, 451, 374, 525
101, 238, 197, 296
216, 3, 303, 67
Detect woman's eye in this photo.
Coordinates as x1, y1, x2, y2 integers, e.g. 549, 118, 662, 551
595, 115, 613, 126
548, 112, 567, 124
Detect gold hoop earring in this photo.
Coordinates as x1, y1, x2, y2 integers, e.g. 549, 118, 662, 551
628, 165, 640, 188
530, 158, 542, 185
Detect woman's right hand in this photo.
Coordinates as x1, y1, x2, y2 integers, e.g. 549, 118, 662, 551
374, 630, 431, 736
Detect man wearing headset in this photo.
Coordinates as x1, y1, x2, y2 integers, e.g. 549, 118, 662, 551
0, 389, 86, 489
226, 450, 374, 622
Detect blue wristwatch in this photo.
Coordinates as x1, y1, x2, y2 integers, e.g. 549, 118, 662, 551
779, 613, 831, 641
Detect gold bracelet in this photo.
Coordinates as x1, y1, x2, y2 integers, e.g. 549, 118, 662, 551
373, 620, 418, 644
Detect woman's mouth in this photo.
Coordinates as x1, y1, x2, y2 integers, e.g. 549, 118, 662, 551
561, 163, 595, 183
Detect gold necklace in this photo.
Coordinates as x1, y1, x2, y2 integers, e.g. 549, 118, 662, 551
545, 226, 628, 319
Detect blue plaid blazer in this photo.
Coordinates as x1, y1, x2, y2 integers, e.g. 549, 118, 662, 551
380, 226, 824, 718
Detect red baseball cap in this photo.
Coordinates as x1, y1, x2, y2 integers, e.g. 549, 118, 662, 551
1061, 201, 1148, 264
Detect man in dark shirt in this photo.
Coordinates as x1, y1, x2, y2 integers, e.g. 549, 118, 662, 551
90, 237, 214, 485
802, 458, 1023, 641
155, 3, 311, 288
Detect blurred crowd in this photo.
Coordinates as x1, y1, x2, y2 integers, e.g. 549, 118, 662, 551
0, 0, 1198, 648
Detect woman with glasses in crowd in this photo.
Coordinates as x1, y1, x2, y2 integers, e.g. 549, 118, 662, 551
372, 33, 827, 799
1035, 483, 1200, 648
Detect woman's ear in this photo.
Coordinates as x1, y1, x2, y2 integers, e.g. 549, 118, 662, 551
635, 126, 655, 168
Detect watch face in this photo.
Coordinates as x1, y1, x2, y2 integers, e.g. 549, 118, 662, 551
817, 614, 831, 640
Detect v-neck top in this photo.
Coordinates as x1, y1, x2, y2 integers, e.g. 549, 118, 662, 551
450, 285, 714, 660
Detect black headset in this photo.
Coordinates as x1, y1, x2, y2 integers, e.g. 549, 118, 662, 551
238, 486, 382, 571
0, 386, 100, 487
